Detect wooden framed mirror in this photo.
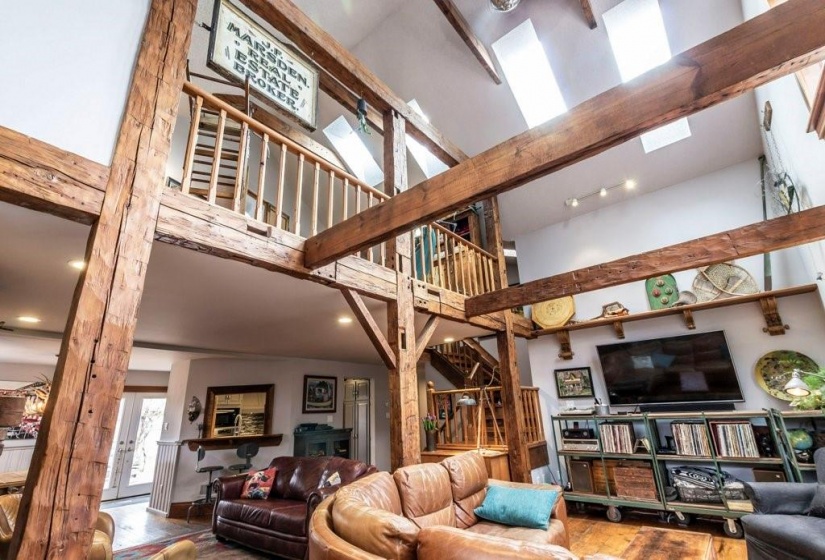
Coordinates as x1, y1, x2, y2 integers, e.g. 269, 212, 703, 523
203, 384, 275, 439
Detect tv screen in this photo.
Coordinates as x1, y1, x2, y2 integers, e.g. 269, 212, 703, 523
597, 331, 743, 406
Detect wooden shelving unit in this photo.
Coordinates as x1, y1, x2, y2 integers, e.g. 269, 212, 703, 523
535, 284, 817, 359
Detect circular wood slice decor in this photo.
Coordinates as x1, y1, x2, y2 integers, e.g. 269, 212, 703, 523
755, 350, 819, 401
532, 296, 575, 329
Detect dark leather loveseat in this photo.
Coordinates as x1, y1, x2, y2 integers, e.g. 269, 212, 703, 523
213, 455, 376, 559
742, 448, 825, 560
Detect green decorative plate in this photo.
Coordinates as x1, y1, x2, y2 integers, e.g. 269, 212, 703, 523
754, 350, 819, 401
646, 274, 679, 310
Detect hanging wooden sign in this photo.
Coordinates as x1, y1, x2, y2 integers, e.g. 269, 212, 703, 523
208, 0, 319, 129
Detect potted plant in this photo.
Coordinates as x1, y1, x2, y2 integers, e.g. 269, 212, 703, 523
422, 413, 438, 452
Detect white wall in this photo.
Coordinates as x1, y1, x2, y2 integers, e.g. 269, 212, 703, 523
165, 356, 389, 502
0, 1, 150, 165
515, 160, 825, 481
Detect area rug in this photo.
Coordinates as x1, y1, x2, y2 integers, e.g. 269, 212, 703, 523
114, 529, 273, 559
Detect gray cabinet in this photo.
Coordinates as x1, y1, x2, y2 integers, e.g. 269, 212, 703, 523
344, 379, 371, 464
293, 429, 351, 458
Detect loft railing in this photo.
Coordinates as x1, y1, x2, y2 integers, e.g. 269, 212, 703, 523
426, 384, 544, 449
175, 82, 499, 296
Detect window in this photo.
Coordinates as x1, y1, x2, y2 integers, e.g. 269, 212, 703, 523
603, 0, 690, 152
322, 116, 383, 187
406, 100, 449, 179
492, 19, 566, 128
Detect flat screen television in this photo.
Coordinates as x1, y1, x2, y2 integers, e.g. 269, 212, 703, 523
597, 330, 743, 406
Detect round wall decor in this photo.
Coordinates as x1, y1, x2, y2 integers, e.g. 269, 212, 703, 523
532, 296, 575, 329
754, 350, 819, 401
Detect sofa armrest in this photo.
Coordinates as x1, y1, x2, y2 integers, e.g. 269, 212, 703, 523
307, 486, 340, 534
745, 482, 817, 515
487, 479, 569, 529
417, 526, 579, 560
214, 473, 248, 502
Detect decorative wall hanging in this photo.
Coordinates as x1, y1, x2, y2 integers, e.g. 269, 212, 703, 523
532, 296, 575, 329
303, 375, 337, 413
645, 274, 679, 310
188, 396, 202, 423
692, 263, 758, 302
554, 367, 594, 399
754, 350, 819, 402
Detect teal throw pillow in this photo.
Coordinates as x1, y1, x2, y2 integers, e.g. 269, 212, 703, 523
474, 485, 559, 529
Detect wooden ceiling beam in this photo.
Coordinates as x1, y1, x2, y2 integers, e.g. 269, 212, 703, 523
465, 204, 825, 316
238, 0, 468, 166
432, 0, 502, 84
807, 65, 825, 139
215, 93, 346, 169
341, 288, 396, 369
415, 315, 441, 361
580, 0, 597, 29
303, 0, 825, 268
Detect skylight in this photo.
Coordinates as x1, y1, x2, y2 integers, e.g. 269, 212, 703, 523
322, 116, 383, 187
406, 100, 449, 179
492, 19, 566, 128
603, 0, 691, 152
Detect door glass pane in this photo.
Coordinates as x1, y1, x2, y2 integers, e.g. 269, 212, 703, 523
103, 399, 127, 490
127, 398, 166, 487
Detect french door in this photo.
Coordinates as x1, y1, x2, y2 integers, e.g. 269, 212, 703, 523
102, 393, 166, 501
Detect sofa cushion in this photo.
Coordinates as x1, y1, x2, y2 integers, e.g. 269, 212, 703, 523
742, 513, 825, 559
467, 519, 568, 547
393, 462, 456, 529
441, 451, 489, 528
215, 498, 308, 536
283, 458, 331, 501
320, 456, 372, 488
417, 525, 579, 560
241, 466, 277, 499
475, 485, 559, 529
332, 472, 419, 560
807, 484, 825, 518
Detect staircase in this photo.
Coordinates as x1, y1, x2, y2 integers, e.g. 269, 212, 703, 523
427, 339, 499, 389
187, 106, 246, 203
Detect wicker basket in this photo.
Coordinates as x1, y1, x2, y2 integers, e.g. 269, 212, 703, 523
676, 485, 747, 503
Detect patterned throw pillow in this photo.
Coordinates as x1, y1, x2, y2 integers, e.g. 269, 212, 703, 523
241, 466, 277, 499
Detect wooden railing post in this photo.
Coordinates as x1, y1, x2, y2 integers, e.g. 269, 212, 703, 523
10, 1, 196, 557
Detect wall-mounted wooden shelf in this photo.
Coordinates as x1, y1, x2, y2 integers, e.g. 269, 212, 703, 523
182, 433, 283, 452
533, 284, 818, 360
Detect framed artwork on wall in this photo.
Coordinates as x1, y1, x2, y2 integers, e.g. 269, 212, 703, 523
554, 367, 594, 399
302, 375, 337, 413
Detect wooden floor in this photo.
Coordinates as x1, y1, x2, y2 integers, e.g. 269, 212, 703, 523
101, 496, 209, 551
568, 509, 746, 560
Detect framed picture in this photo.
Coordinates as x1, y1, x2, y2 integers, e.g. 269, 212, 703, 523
554, 367, 594, 399
302, 375, 337, 413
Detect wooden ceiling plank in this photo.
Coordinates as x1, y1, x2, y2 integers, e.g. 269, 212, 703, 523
580, 0, 598, 29
341, 289, 396, 369
465, 204, 825, 316
215, 93, 346, 170
432, 0, 502, 84
302, 0, 825, 268
238, 0, 468, 166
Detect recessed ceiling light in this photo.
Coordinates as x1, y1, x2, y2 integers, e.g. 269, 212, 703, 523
17, 316, 41, 324
625, 179, 637, 189
443, 337, 455, 343
67, 259, 86, 271
599, 188, 608, 197
337, 316, 353, 325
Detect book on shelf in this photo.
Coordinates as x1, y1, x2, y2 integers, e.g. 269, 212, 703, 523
599, 422, 635, 454
670, 422, 712, 457
708, 420, 760, 458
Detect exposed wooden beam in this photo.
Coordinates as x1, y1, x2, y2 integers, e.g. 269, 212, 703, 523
415, 315, 441, 362
341, 289, 396, 369
303, 0, 825, 267
808, 65, 825, 139
318, 72, 385, 134
580, 0, 597, 29
11, 0, 196, 557
497, 313, 530, 482
432, 0, 502, 84
462, 338, 498, 370
466, 204, 825, 316
215, 94, 346, 169
238, 0, 468, 166
0, 126, 107, 224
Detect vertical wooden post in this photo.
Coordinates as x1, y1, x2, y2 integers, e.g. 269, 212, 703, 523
384, 109, 419, 470
484, 196, 530, 481
10, 1, 196, 557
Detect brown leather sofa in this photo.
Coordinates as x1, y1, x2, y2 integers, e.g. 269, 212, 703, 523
308, 451, 585, 560
213, 455, 376, 559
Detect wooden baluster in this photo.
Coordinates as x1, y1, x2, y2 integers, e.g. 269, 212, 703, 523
327, 171, 335, 230
232, 121, 249, 213
470, 251, 480, 296
310, 163, 320, 236
533, 391, 544, 441
487, 257, 496, 292
451, 238, 460, 292
446, 236, 455, 292
341, 178, 349, 222
254, 134, 269, 221
445, 394, 453, 444
208, 108, 227, 204
355, 186, 362, 214
181, 95, 203, 195
436, 230, 445, 289
367, 192, 375, 262
292, 153, 305, 235
458, 244, 468, 296
479, 255, 489, 293
271, 142, 286, 227
416, 227, 425, 282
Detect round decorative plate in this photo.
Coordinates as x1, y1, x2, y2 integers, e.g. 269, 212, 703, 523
532, 296, 575, 329
754, 350, 819, 401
